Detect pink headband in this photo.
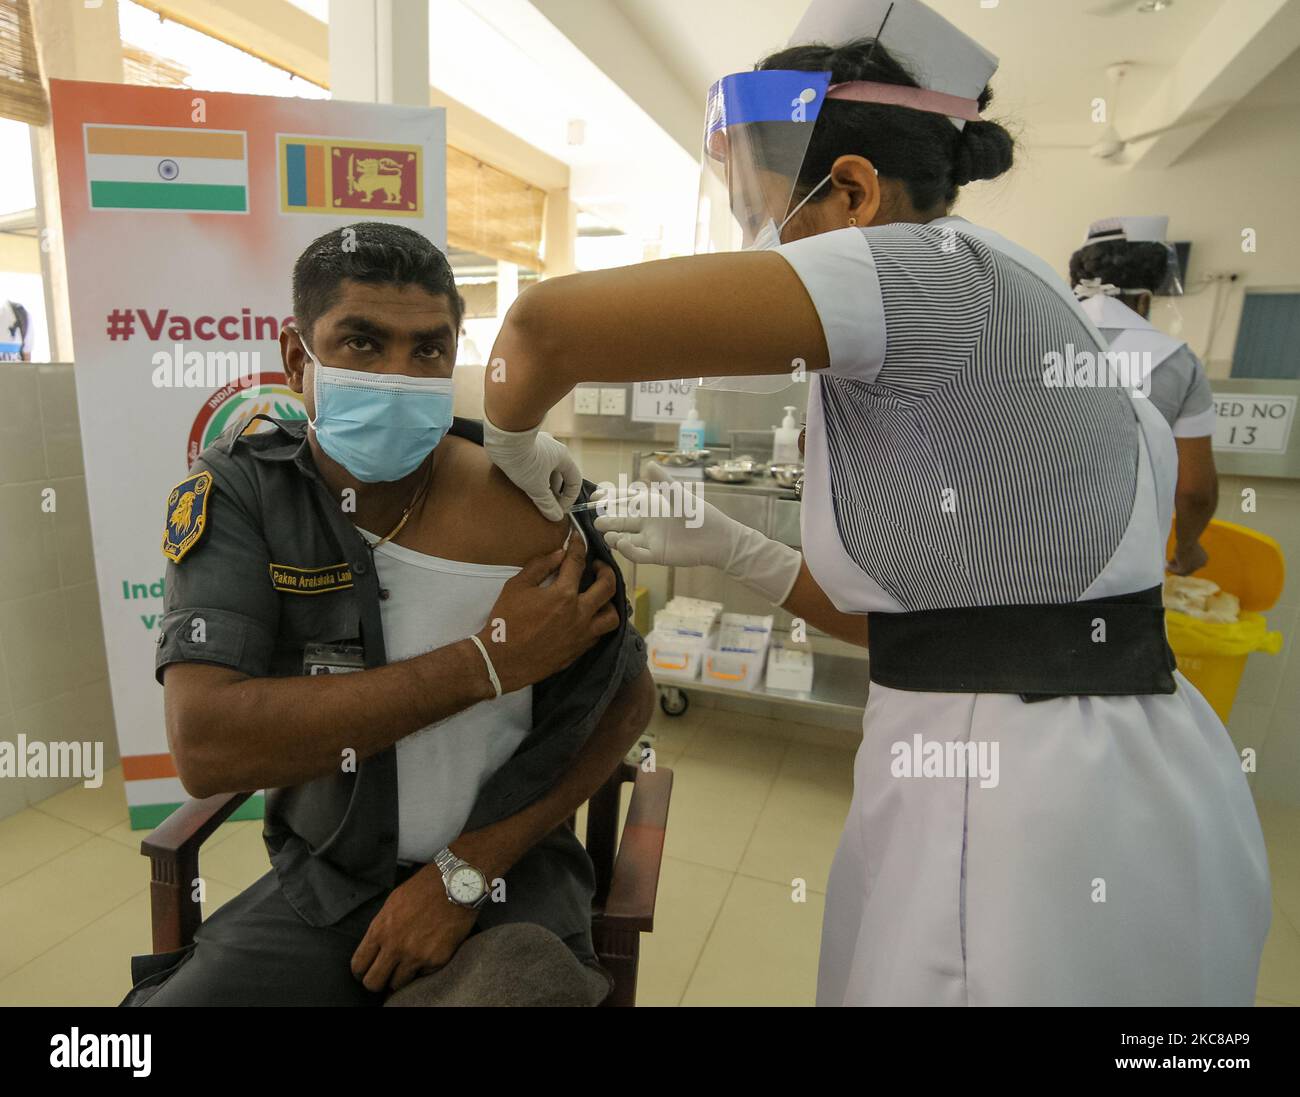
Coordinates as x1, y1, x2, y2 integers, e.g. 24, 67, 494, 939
826, 81, 981, 123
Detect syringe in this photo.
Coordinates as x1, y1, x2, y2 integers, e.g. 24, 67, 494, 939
568, 494, 636, 514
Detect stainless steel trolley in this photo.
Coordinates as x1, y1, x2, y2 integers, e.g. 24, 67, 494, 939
626, 449, 869, 720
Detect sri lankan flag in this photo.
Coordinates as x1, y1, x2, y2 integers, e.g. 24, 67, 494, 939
84, 124, 249, 213
278, 135, 422, 217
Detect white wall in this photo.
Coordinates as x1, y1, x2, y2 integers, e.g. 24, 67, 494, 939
0, 365, 117, 822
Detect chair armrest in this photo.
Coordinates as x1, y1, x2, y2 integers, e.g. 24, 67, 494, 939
140, 791, 253, 953
597, 766, 672, 934
140, 790, 253, 860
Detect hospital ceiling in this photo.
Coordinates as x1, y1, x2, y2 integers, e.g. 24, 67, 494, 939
610, 0, 1224, 113
592, 0, 1300, 168
263, 1, 1300, 242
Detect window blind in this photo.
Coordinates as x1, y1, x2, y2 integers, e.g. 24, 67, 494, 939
0, 0, 47, 126
446, 147, 546, 272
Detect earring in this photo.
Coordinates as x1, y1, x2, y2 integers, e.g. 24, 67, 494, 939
848, 217, 857, 226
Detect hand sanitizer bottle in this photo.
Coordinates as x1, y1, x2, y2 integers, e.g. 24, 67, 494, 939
772, 406, 801, 464
678, 403, 706, 452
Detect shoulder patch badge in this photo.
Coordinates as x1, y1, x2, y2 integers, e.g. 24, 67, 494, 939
162, 471, 213, 563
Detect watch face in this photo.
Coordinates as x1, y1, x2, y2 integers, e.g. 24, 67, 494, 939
447, 864, 486, 905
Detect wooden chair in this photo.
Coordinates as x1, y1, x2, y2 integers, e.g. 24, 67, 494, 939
139, 760, 672, 1006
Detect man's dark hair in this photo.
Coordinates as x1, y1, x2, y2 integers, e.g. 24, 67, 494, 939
292, 222, 465, 341
1069, 240, 1171, 293
751, 37, 1016, 217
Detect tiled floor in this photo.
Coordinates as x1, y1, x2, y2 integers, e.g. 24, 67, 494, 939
1, 706, 1298, 1007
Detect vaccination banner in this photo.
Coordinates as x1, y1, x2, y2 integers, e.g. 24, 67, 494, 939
49, 80, 447, 828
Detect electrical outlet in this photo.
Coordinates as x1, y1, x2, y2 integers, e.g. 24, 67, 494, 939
574, 387, 600, 415
599, 387, 627, 416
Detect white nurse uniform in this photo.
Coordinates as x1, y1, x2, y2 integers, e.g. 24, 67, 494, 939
775, 217, 1270, 1006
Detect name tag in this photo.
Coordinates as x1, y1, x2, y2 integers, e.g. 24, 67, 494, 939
303, 642, 365, 676
269, 562, 353, 595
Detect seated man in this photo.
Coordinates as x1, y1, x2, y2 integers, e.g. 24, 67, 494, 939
125, 223, 652, 1006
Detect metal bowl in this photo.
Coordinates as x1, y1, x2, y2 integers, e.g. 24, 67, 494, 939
704, 462, 754, 483
728, 454, 763, 471
769, 463, 804, 489
659, 449, 711, 467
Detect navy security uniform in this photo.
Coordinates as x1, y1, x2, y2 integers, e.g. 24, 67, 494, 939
126, 416, 646, 1006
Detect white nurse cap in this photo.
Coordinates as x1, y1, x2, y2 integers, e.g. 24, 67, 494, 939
1084, 215, 1171, 246
788, 0, 1000, 129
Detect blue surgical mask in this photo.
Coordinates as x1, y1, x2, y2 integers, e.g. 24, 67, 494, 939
301, 335, 454, 483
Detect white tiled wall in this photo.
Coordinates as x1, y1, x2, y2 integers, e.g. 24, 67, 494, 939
0, 364, 118, 822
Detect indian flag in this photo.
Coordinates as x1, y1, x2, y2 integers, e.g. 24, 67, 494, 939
84, 124, 249, 213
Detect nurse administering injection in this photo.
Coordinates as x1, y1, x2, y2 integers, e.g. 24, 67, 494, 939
482, 0, 1270, 1006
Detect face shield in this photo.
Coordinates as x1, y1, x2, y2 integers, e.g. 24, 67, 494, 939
694, 70, 833, 394
1141, 244, 1187, 337
1136, 244, 1188, 331
1112, 241, 1183, 300
1074, 246, 1186, 336
697, 70, 833, 253
1151, 242, 1184, 298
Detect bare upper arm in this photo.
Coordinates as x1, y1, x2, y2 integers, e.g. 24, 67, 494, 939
494, 251, 830, 402
420, 436, 571, 566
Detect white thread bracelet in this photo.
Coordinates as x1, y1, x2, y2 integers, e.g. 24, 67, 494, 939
468, 634, 503, 698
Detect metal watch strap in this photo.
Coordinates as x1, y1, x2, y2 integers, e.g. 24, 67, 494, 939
434, 846, 488, 909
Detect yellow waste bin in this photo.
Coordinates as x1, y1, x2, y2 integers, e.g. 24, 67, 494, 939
1164, 520, 1285, 724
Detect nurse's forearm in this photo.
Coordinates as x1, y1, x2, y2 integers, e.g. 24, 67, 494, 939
1174, 494, 1215, 553
1173, 436, 1218, 553
781, 562, 870, 648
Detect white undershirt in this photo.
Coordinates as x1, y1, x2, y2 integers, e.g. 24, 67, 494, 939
361, 521, 582, 864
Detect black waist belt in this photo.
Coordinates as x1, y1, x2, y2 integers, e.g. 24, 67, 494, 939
867, 586, 1177, 701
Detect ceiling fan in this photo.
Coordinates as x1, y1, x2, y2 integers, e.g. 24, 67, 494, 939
1086, 0, 1176, 14
1036, 62, 1224, 162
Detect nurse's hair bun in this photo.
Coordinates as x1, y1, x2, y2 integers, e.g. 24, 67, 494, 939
951, 92, 1015, 186
755, 38, 1016, 215
1068, 239, 1171, 293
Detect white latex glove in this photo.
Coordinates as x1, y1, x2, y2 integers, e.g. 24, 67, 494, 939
594, 468, 802, 606
482, 417, 582, 522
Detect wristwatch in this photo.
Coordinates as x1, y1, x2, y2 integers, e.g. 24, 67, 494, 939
433, 847, 490, 910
